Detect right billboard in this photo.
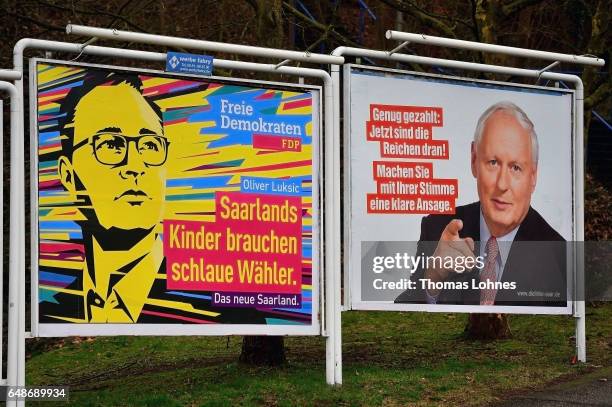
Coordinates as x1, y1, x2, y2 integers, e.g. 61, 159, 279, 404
344, 65, 575, 314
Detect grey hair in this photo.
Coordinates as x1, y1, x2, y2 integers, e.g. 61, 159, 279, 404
473, 101, 538, 164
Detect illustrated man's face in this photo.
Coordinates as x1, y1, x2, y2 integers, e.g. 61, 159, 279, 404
471, 110, 537, 237
59, 83, 167, 231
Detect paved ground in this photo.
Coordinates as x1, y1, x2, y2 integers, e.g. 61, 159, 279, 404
496, 368, 611, 407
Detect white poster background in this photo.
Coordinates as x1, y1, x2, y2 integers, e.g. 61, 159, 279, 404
345, 65, 574, 315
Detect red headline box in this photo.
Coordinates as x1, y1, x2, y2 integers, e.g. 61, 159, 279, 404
379, 139, 449, 159
366, 194, 456, 214
369, 104, 443, 126
365, 122, 433, 141
375, 178, 458, 197
253, 134, 302, 152
372, 161, 433, 180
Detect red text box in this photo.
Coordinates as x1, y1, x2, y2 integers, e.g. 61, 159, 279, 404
372, 161, 433, 181
369, 104, 443, 126
366, 194, 455, 214
366, 122, 432, 141
253, 134, 302, 152
376, 178, 458, 197
379, 139, 449, 159
164, 192, 303, 294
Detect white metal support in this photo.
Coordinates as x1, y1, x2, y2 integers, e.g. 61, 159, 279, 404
573, 79, 586, 362
330, 56, 343, 385
274, 59, 291, 69
0, 79, 20, 407
388, 40, 409, 56
0, 98, 3, 387
536, 61, 561, 84
332, 42, 597, 369
80, 36, 99, 48
66, 24, 344, 65
12, 36, 343, 390
0, 70, 21, 81
385, 31, 605, 67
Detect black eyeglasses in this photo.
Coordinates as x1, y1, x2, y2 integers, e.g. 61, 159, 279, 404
72, 132, 170, 166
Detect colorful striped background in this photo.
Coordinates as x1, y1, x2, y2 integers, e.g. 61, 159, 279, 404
36, 62, 317, 326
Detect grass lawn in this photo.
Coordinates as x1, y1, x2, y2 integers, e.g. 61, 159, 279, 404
25, 304, 611, 406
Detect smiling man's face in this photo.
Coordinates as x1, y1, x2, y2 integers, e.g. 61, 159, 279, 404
64, 83, 166, 231
471, 110, 537, 237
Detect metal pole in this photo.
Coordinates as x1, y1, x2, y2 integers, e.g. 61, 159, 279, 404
572, 78, 586, 362
0, 79, 19, 407
0, 70, 21, 81
0, 98, 3, 386
321, 72, 337, 386
330, 52, 343, 385
12, 41, 27, 407
330, 46, 584, 82
385, 31, 605, 67
332, 45, 591, 366
14, 39, 338, 385
65, 24, 344, 65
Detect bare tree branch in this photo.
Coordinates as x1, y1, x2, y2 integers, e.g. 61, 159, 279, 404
304, 31, 329, 53
396, 0, 474, 31
585, 80, 612, 110
240, 0, 257, 11
36, 0, 149, 33
282, 1, 363, 49
1, 7, 65, 32
469, 0, 481, 43
105, 0, 136, 28
378, 0, 458, 38
502, 0, 545, 17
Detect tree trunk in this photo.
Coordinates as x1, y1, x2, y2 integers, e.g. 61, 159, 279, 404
255, 0, 284, 50
465, 313, 511, 339
239, 336, 286, 366
239, 0, 287, 365
474, 0, 507, 67
583, 0, 610, 153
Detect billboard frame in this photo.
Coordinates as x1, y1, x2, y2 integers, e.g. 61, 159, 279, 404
343, 63, 575, 316
8, 35, 342, 394
62, 25, 346, 386
330, 41, 594, 384
0, 79, 20, 400
30, 57, 323, 338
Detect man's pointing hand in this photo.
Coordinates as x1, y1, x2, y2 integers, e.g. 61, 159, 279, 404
424, 219, 476, 296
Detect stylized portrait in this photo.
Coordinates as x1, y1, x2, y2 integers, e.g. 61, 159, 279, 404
56, 72, 168, 322
395, 101, 566, 305
37, 62, 317, 328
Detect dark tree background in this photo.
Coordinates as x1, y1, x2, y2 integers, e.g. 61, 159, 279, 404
0, 0, 609, 364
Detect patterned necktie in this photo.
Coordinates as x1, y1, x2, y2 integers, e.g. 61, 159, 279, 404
480, 236, 499, 305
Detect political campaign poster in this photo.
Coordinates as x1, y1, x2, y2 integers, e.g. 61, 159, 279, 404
344, 65, 575, 314
31, 59, 320, 336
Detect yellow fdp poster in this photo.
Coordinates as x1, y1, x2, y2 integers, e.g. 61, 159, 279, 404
33, 60, 319, 335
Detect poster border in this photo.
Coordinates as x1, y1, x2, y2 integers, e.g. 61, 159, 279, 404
343, 63, 575, 316
30, 58, 322, 337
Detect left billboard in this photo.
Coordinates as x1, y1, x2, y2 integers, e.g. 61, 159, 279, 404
31, 60, 320, 336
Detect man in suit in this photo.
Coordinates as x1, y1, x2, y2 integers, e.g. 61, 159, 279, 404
395, 101, 566, 306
